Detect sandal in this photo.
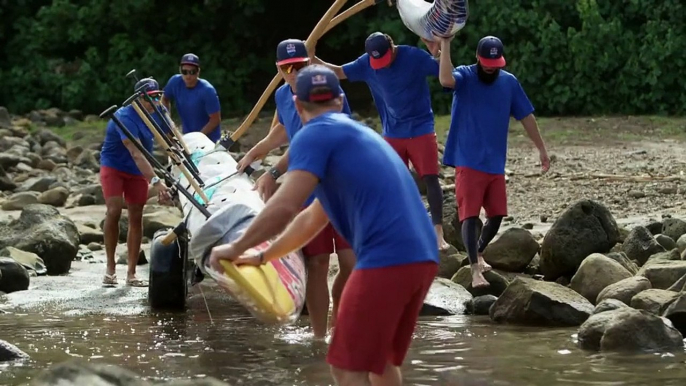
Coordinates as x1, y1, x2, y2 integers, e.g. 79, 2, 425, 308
126, 278, 149, 287
102, 273, 118, 287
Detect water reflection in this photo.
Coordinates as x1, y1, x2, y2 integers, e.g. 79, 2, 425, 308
1, 298, 685, 385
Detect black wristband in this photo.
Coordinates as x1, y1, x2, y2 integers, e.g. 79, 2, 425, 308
258, 251, 265, 264
269, 167, 281, 180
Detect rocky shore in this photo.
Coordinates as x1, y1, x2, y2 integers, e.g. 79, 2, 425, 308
1, 106, 686, 382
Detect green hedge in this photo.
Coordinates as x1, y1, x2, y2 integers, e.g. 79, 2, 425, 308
1, 0, 684, 117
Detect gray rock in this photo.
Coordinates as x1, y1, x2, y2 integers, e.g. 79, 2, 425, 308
0, 204, 79, 275
1, 191, 40, 211
577, 307, 683, 352
540, 200, 620, 281
482, 227, 540, 272
663, 293, 686, 336
420, 278, 473, 316
654, 234, 677, 251
596, 276, 652, 305
637, 259, 686, 289
631, 289, 680, 315
489, 277, 594, 326
468, 294, 498, 316
621, 226, 666, 266
662, 218, 686, 244
436, 246, 465, 279
592, 298, 629, 315
603, 252, 639, 274
0, 339, 29, 363
569, 253, 633, 304
0, 257, 30, 293
451, 266, 510, 297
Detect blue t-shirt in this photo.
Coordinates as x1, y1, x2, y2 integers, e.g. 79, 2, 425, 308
100, 104, 167, 176
274, 83, 352, 206
163, 75, 222, 142
341, 45, 438, 139
288, 112, 439, 270
442, 64, 535, 175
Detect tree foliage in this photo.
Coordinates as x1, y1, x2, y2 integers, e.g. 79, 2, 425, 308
0, 0, 684, 117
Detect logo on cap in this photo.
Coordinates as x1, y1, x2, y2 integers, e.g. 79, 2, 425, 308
490, 47, 499, 57
286, 43, 296, 57
371, 50, 380, 58
311, 74, 327, 85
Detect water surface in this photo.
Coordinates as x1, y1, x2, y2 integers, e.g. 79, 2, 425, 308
1, 291, 685, 386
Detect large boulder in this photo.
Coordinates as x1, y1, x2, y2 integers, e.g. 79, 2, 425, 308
482, 227, 540, 272
596, 276, 652, 305
569, 253, 633, 304
0, 204, 79, 274
540, 200, 620, 281
630, 289, 680, 315
577, 307, 683, 352
489, 277, 594, 326
637, 259, 686, 289
663, 293, 686, 336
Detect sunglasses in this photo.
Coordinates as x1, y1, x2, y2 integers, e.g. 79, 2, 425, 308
181, 69, 198, 75
279, 61, 309, 74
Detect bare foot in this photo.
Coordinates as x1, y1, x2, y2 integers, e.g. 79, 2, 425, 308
478, 253, 492, 272
470, 264, 490, 288
435, 225, 451, 251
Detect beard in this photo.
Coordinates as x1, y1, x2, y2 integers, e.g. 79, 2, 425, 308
477, 63, 500, 84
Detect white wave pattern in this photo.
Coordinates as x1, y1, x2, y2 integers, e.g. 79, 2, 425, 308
397, 0, 469, 40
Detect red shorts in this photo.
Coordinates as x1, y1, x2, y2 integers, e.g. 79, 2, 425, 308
384, 133, 439, 177
455, 166, 507, 222
299, 207, 351, 257
326, 261, 438, 375
100, 165, 149, 205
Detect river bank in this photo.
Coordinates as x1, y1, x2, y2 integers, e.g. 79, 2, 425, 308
1, 108, 686, 384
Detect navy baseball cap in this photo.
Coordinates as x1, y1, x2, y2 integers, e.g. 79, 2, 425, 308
276, 39, 309, 66
365, 32, 392, 69
180, 53, 200, 67
134, 77, 162, 96
295, 65, 342, 103
477, 36, 506, 68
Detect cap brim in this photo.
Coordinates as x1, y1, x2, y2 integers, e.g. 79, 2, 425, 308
369, 50, 392, 70
146, 90, 163, 96
478, 56, 506, 68
277, 57, 310, 66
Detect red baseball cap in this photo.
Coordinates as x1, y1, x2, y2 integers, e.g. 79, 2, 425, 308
365, 32, 393, 70
476, 36, 506, 68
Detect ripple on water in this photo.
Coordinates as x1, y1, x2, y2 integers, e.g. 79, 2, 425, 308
1, 302, 686, 385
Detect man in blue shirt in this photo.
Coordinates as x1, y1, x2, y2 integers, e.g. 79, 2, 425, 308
312, 31, 451, 252
236, 39, 357, 340
99, 78, 171, 288
210, 65, 438, 386
436, 35, 550, 288
161, 53, 222, 142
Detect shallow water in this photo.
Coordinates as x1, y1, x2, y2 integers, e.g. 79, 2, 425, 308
1, 294, 685, 386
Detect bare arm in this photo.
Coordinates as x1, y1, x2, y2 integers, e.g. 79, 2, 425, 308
520, 114, 547, 152
438, 38, 455, 88
200, 111, 221, 136
271, 147, 290, 175
160, 95, 171, 111
261, 199, 329, 263
122, 139, 157, 181
311, 56, 347, 80
232, 170, 319, 253
251, 123, 289, 159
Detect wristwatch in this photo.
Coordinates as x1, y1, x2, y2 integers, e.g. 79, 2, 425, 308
268, 167, 282, 180
150, 176, 161, 185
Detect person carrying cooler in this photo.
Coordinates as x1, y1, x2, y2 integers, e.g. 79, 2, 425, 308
312, 31, 450, 251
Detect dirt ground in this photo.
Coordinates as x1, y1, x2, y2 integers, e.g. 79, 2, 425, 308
60, 113, 686, 226
223, 114, 686, 226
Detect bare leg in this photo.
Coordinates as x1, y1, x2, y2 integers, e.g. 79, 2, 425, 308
331, 366, 371, 386
125, 203, 146, 286
461, 217, 489, 288
103, 197, 123, 283
305, 254, 330, 339
369, 362, 402, 386
329, 249, 355, 331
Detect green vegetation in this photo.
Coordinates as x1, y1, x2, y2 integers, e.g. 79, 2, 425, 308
1, 0, 685, 119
